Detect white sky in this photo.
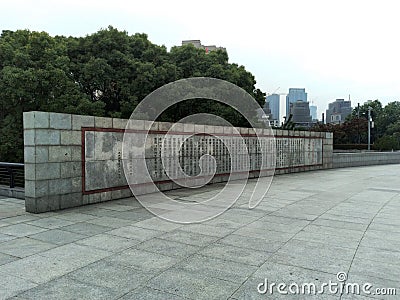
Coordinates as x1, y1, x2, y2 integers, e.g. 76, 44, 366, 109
2, 0, 400, 119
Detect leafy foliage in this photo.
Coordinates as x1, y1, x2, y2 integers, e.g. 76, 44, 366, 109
373, 135, 400, 151
315, 100, 400, 149
0, 27, 263, 162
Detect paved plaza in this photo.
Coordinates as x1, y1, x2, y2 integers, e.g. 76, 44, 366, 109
0, 165, 399, 299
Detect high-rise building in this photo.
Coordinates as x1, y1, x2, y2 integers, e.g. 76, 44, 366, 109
265, 94, 280, 121
262, 101, 272, 116
309, 105, 317, 121
290, 100, 312, 125
325, 99, 352, 124
286, 88, 307, 117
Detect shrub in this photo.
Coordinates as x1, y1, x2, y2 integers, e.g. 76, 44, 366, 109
333, 144, 368, 150
373, 135, 400, 151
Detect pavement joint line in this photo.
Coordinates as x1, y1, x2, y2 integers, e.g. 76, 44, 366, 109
115, 286, 192, 300
0, 269, 38, 286
339, 192, 399, 300
114, 208, 271, 296
110, 195, 289, 299
1, 165, 399, 299
227, 182, 375, 299
368, 187, 400, 192
12, 267, 113, 298
4, 220, 225, 298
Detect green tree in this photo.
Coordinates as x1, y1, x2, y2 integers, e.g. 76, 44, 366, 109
378, 101, 400, 136
0, 30, 100, 162
0, 27, 266, 162
374, 135, 400, 151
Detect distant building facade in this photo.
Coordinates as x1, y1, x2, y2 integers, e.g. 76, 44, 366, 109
256, 108, 279, 127
309, 105, 317, 121
290, 100, 312, 126
265, 94, 280, 121
181, 40, 226, 53
286, 88, 307, 117
325, 99, 352, 124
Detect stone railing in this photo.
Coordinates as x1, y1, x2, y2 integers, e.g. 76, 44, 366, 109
333, 151, 400, 168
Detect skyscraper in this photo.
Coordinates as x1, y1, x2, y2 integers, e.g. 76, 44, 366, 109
309, 105, 317, 121
325, 99, 352, 124
265, 94, 280, 121
290, 100, 312, 124
286, 88, 307, 117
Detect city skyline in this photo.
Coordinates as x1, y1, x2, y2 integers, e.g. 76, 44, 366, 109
1, 0, 399, 117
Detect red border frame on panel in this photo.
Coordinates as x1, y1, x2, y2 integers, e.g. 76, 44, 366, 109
81, 127, 324, 195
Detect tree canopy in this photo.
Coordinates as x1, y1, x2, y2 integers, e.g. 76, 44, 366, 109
314, 99, 400, 150
0, 26, 265, 162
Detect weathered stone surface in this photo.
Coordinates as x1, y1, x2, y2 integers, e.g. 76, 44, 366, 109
23, 129, 35, 146
61, 130, 81, 145
95, 116, 113, 128
35, 129, 60, 145
72, 114, 95, 130
48, 145, 72, 162
23, 111, 49, 129
49, 112, 71, 130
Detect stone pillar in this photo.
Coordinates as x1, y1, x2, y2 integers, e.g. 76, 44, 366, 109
23, 111, 83, 213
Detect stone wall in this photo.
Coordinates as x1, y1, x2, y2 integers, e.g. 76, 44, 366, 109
23, 111, 333, 213
332, 152, 400, 168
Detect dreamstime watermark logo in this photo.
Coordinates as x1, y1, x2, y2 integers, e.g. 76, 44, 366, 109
257, 272, 397, 296
122, 77, 276, 223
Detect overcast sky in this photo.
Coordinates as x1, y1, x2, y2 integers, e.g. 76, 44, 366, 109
2, 0, 400, 119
